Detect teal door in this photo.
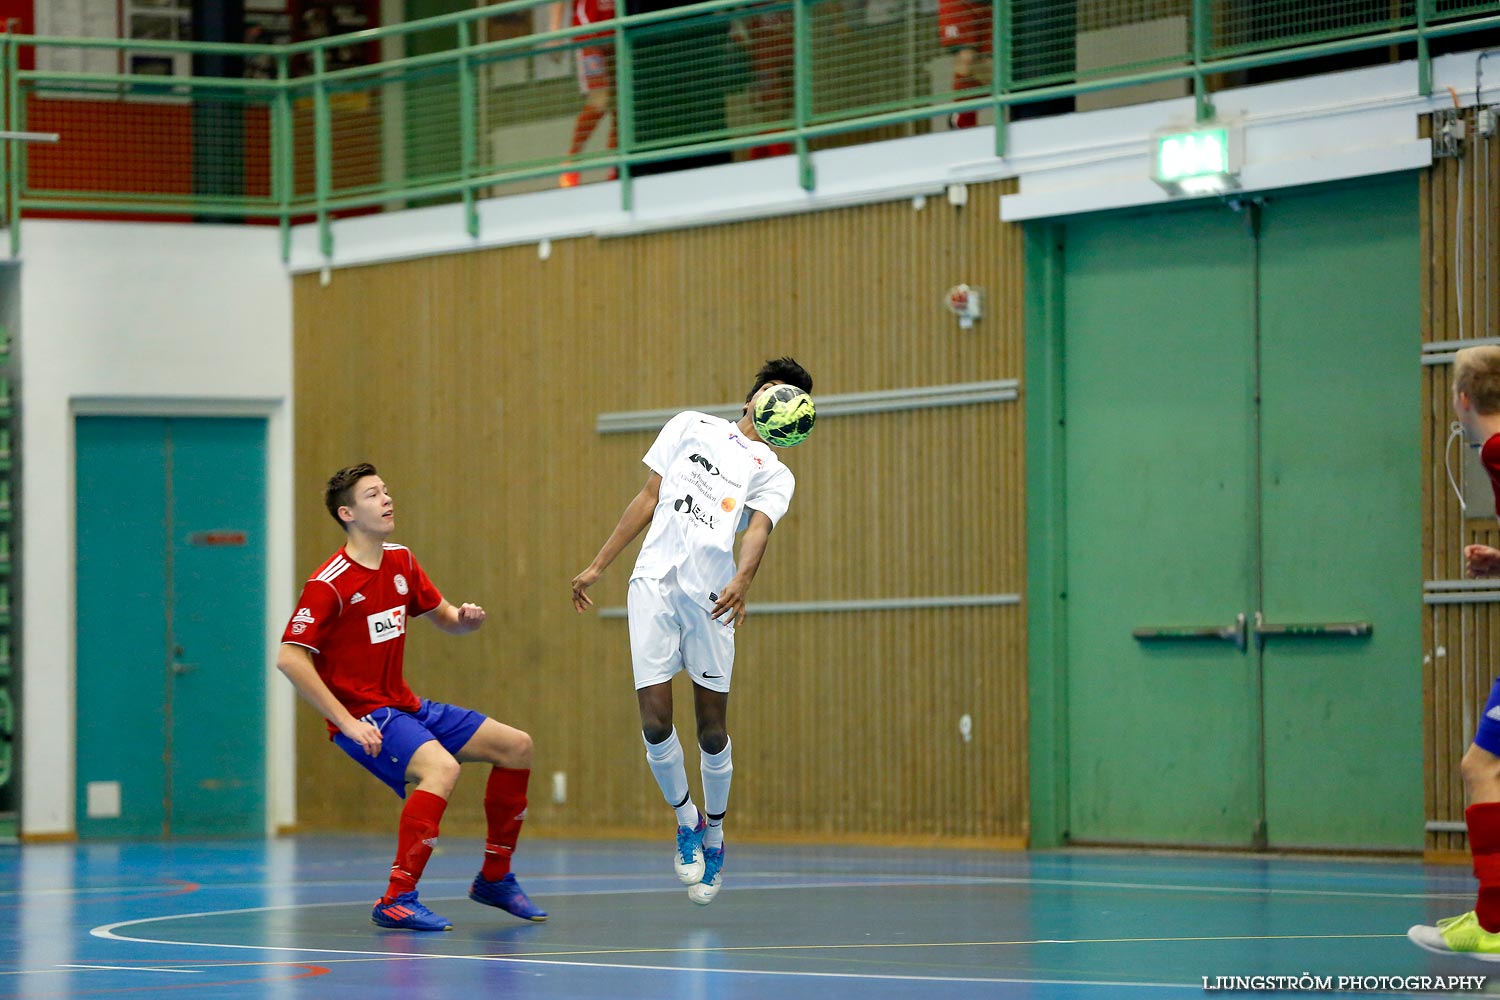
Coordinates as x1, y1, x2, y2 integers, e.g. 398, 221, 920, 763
75, 416, 266, 838
1256, 184, 1423, 848
1058, 176, 1421, 849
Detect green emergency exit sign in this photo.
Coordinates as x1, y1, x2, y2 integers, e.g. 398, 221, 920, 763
1153, 125, 1241, 195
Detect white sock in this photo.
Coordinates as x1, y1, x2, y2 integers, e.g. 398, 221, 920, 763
644, 729, 698, 828
701, 738, 732, 849
704, 815, 724, 850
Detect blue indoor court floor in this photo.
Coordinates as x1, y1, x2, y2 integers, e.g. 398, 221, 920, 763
0, 836, 1496, 998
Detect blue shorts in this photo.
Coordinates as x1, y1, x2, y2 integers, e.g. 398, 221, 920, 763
1476, 679, 1500, 757
333, 698, 487, 799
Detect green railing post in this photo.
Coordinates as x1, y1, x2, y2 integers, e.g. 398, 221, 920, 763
993, 0, 1008, 157
1192, 0, 1215, 122
6, 36, 18, 259
1417, 0, 1432, 97
0, 34, 10, 256
616, 16, 635, 212
313, 46, 334, 260
457, 20, 479, 239
793, 0, 814, 192
275, 51, 293, 262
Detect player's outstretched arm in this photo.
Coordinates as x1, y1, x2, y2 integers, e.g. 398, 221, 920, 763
1467, 544, 1500, 578
572, 472, 661, 613
711, 510, 775, 628
424, 599, 486, 635
276, 643, 383, 756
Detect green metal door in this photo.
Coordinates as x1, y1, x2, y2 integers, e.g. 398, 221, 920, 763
1256, 179, 1422, 849
75, 416, 266, 838
1057, 177, 1421, 849
1061, 205, 1262, 846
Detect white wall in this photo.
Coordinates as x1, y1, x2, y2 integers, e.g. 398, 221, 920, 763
17, 220, 294, 838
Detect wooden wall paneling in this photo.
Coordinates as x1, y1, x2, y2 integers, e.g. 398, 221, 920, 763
291, 180, 1027, 844
1422, 111, 1500, 857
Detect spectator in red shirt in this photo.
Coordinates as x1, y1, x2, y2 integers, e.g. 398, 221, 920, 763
939, 0, 991, 129
550, 0, 618, 186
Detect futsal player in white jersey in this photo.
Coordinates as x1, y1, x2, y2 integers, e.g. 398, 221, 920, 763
571, 357, 813, 904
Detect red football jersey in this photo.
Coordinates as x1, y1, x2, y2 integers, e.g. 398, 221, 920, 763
571, 0, 614, 41
938, 0, 991, 54
1484, 434, 1500, 514
281, 543, 444, 735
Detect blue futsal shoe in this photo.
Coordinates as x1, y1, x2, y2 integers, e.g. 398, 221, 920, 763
688, 845, 725, 905
371, 891, 452, 931
469, 872, 548, 922
675, 813, 706, 885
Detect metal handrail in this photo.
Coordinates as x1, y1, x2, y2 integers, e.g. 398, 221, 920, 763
0, 1, 1496, 255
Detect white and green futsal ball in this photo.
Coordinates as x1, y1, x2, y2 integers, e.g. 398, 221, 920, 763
752, 384, 816, 448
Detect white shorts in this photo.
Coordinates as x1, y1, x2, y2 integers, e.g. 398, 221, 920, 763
627, 573, 735, 693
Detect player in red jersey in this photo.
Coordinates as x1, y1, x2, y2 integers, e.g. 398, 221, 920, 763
278, 463, 546, 932
550, 0, 618, 186
1411, 346, 1500, 957
938, 0, 990, 129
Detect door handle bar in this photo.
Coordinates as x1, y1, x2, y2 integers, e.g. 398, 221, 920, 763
1132, 612, 1373, 654
1132, 613, 1247, 652
1251, 611, 1371, 647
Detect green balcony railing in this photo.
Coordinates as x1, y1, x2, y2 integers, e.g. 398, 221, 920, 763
0, 0, 1496, 258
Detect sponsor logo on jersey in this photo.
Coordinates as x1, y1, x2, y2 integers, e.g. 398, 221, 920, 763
350, 592, 366, 604
292, 607, 316, 624
673, 493, 718, 530
368, 606, 408, 644
291, 623, 307, 634
685, 470, 721, 497
394, 574, 409, 596
688, 453, 743, 488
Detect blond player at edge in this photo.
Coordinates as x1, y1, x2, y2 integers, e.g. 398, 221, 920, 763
571, 357, 814, 905
1412, 345, 1500, 958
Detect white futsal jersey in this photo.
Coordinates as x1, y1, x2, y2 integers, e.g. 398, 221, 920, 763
631, 410, 795, 612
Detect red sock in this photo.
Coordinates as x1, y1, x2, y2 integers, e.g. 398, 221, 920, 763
1470, 802, 1500, 931
481, 767, 530, 881
570, 104, 606, 156
384, 789, 447, 900
952, 73, 979, 129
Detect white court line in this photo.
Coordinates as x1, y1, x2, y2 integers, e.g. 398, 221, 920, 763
85, 879, 1419, 992
65, 870, 1474, 909
0, 871, 697, 900
11, 862, 1474, 900
55, 964, 201, 974
83, 871, 1474, 942
79, 918, 1302, 994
